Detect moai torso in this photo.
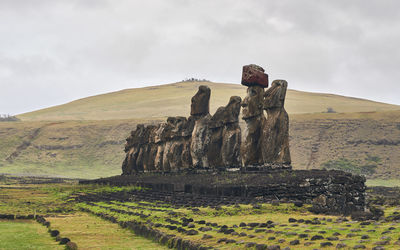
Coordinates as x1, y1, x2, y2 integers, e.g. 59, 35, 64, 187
262, 80, 291, 164
190, 85, 211, 168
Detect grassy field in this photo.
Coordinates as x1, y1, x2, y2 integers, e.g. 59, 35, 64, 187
0, 220, 62, 249
2, 176, 399, 249
18, 81, 400, 121
47, 213, 167, 249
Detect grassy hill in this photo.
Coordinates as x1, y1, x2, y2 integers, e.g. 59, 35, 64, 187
1, 81, 399, 180
18, 81, 400, 121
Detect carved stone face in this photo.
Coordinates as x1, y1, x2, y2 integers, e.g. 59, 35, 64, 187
264, 80, 287, 109
190, 85, 211, 116
241, 85, 264, 120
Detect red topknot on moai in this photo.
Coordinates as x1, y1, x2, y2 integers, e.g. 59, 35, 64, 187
241, 64, 269, 88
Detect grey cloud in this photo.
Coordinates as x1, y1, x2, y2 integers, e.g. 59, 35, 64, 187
0, 0, 399, 115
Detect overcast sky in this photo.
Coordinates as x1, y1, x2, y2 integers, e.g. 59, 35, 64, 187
1, 0, 399, 115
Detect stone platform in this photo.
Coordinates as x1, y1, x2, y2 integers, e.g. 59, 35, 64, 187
80, 169, 366, 215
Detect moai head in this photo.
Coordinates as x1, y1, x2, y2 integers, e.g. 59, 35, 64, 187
210, 96, 241, 128
134, 124, 146, 145
241, 64, 269, 87
225, 96, 242, 123
154, 123, 168, 144
264, 80, 288, 109
241, 85, 264, 120
147, 125, 158, 144
190, 85, 211, 116
171, 116, 187, 137
164, 117, 177, 140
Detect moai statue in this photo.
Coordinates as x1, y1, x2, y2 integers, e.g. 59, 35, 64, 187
121, 124, 145, 174
162, 117, 177, 172
240, 64, 269, 166
190, 85, 211, 168
262, 80, 291, 164
221, 96, 242, 167
169, 116, 187, 171
154, 123, 168, 171
143, 125, 158, 172
135, 125, 151, 172
208, 96, 242, 168
181, 116, 195, 169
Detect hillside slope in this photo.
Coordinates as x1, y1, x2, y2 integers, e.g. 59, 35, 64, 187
18, 81, 400, 121
1, 111, 400, 179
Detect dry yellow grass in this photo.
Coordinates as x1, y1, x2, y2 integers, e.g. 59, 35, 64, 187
18, 81, 399, 121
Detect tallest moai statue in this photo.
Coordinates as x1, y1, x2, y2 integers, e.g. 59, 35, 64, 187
240, 64, 291, 167
240, 64, 269, 166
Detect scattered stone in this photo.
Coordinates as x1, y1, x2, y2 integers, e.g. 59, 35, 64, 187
217, 238, 227, 243
320, 242, 333, 247
267, 245, 281, 250
186, 229, 198, 235
336, 243, 347, 248
290, 240, 300, 245
311, 235, 324, 241
353, 245, 366, 249
199, 227, 212, 232
59, 238, 70, 245
65, 241, 78, 250
327, 236, 339, 241
245, 242, 256, 248
50, 230, 60, 237
294, 201, 303, 207
202, 234, 213, 239
374, 240, 390, 245
288, 218, 297, 223
361, 235, 370, 239
299, 234, 308, 238
255, 244, 267, 250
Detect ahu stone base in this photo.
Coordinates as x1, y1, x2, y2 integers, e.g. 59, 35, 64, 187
80, 169, 365, 215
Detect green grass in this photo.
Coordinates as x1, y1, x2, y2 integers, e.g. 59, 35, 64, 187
79, 199, 400, 249
0, 220, 62, 250
2, 180, 400, 249
46, 212, 167, 250
366, 179, 400, 187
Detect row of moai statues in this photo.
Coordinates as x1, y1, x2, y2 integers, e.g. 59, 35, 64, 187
122, 64, 291, 174
122, 86, 242, 174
